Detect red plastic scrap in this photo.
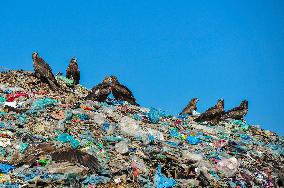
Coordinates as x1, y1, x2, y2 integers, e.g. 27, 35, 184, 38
131, 161, 140, 177
6, 91, 28, 102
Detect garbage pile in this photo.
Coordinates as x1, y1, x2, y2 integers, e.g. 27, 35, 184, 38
0, 70, 283, 187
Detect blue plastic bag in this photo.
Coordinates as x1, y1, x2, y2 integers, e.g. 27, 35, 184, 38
19, 143, 29, 153
0, 163, 15, 174
83, 175, 111, 185
154, 164, 176, 188
57, 133, 80, 149
31, 98, 57, 110
186, 136, 200, 145
148, 108, 161, 123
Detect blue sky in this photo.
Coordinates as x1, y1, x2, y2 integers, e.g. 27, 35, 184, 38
0, 1, 283, 134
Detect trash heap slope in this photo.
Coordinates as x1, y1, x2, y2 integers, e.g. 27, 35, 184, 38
0, 70, 283, 188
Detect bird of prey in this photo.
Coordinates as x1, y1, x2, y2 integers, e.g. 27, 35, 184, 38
85, 77, 112, 102
180, 98, 199, 115
194, 99, 224, 124
109, 76, 139, 106
66, 57, 80, 85
221, 100, 248, 120
32, 52, 59, 90
13, 142, 100, 172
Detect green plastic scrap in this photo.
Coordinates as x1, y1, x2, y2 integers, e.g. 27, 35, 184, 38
17, 114, 27, 124
31, 98, 58, 110
57, 133, 80, 149
19, 143, 29, 153
37, 159, 49, 166
0, 111, 7, 117
55, 75, 74, 86
0, 147, 6, 156
0, 96, 6, 103
76, 113, 89, 120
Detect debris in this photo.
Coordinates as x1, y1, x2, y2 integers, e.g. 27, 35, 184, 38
0, 70, 282, 187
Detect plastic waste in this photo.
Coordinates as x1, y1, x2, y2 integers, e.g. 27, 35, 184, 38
19, 143, 29, 153
186, 135, 200, 145
76, 113, 89, 120
0, 96, 6, 103
55, 75, 74, 86
115, 141, 129, 154
57, 133, 80, 149
6, 91, 28, 102
83, 175, 111, 185
0, 164, 15, 174
31, 98, 57, 110
154, 164, 176, 188
148, 108, 161, 123
216, 157, 239, 177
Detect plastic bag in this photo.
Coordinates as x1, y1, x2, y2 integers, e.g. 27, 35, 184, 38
216, 157, 239, 177
83, 175, 111, 185
148, 108, 162, 123
0, 163, 15, 174
115, 141, 129, 154
57, 133, 80, 149
31, 98, 57, 110
154, 164, 176, 188
186, 136, 200, 145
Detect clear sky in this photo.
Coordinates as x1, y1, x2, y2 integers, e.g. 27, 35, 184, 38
0, 1, 283, 134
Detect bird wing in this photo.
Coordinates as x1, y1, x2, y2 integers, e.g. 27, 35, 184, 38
222, 106, 247, 120
14, 143, 100, 172
112, 83, 138, 105
195, 106, 223, 122
86, 83, 111, 101
51, 149, 100, 172
34, 57, 57, 84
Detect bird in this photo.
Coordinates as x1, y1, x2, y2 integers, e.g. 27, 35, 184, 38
32, 52, 59, 90
221, 100, 248, 121
180, 98, 199, 115
109, 76, 139, 106
12, 142, 100, 172
85, 76, 112, 102
66, 57, 80, 85
194, 99, 224, 124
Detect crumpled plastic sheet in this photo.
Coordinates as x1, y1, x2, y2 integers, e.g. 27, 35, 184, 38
82, 175, 111, 185
30, 97, 58, 110
6, 91, 28, 102
19, 143, 29, 153
0, 96, 6, 103
148, 108, 161, 124
0, 163, 15, 174
55, 75, 74, 86
154, 164, 176, 188
186, 135, 201, 145
57, 133, 80, 149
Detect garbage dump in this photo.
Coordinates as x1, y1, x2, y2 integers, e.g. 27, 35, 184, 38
0, 70, 283, 187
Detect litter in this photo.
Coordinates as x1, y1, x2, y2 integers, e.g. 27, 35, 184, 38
0, 70, 282, 187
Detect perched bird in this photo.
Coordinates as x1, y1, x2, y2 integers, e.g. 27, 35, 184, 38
32, 52, 59, 90
221, 100, 248, 120
194, 99, 224, 124
180, 98, 199, 115
109, 76, 139, 106
66, 57, 80, 85
13, 142, 100, 172
85, 77, 112, 102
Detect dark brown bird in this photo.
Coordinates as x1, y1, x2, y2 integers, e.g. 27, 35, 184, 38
109, 76, 139, 106
221, 100, 248, 120
66, 57, 80, 85
85, 77, 112, 102
180, 98, 199, 115
13, 142, 100, 172
32, 52, 59, 90
194, 99, 224, 124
